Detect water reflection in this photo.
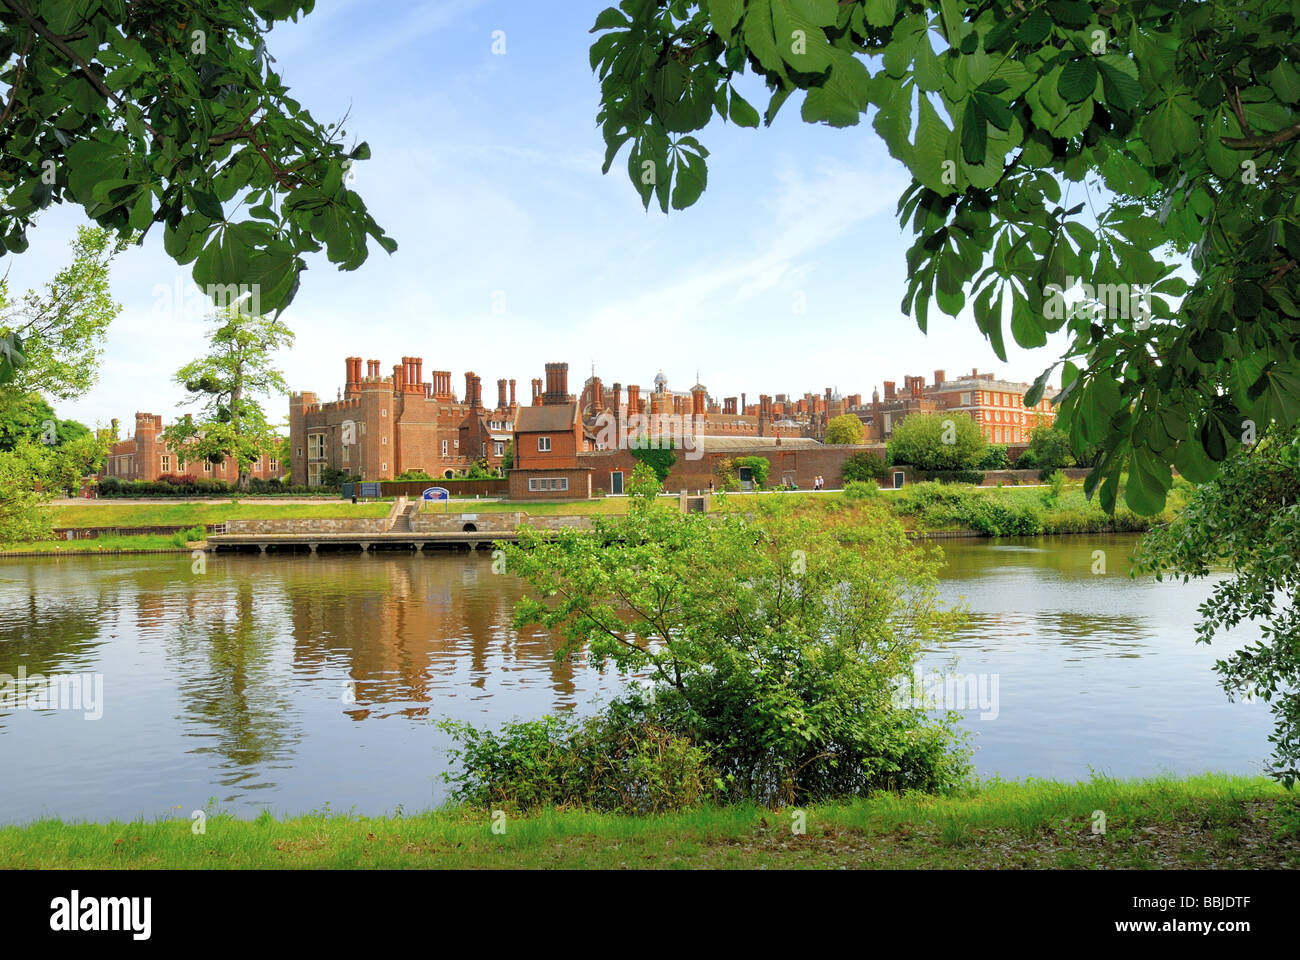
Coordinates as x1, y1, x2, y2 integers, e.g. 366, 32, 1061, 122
0, 535, 1276, 822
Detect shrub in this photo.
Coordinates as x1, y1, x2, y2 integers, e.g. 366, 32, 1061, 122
439, 711, 717, 814
842, 451, 891, 484
1014, 450, 1040, 470
732, 455, 769, 489
978, 445, 1009, 470
926, 469, 986, 485
491, 487, 970, 808
843, 480, 880, 500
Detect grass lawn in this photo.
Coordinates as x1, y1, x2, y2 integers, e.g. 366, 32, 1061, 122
49, 501, 393, 528
2, 774, 1294, 869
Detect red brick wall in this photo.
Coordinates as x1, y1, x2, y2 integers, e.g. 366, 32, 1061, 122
509, 468, 592, 499
576, 444, 903, 494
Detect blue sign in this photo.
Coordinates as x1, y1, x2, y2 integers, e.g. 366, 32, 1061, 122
359, 482, 383, 498
423, 487, 450, 501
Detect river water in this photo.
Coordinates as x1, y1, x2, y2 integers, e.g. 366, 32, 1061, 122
0, 534, 1274, 823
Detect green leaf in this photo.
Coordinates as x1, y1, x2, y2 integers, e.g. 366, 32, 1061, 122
961, 99, 987, 164
729, 90, 761, 127
1057, 59, 1098, 105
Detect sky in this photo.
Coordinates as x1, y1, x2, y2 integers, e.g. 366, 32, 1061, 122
8, 0, 1070, 430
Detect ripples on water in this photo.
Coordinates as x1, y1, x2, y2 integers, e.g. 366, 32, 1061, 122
0, 534, 1273, 823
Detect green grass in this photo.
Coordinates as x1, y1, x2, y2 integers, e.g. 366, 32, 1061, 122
0, 533, 197, 554
49, 501, 393, 528
2, 774, 1293, 869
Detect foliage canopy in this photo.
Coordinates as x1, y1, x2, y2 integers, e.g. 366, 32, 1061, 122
591, 0, 1300, 513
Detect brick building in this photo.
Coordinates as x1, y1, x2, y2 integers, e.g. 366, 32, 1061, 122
290, 356, 518, 485
849, 368, 1057, 446
100, 412, 283, 483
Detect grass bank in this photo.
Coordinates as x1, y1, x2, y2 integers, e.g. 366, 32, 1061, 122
0, 532, 203, 555
48, 501, 392, 528
2, 774, 1294, 869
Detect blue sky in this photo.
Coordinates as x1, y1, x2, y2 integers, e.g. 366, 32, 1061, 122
10, 0, 1067, 429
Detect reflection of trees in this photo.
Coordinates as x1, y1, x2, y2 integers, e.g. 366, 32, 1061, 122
946, 610, 1149, 652
0, 565, 112, 732
166, 574, 300, 786
938, 535, 1144, 581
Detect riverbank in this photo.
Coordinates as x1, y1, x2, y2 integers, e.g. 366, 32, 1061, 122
2, 774, 1294, 869
0, 480, 1186, 555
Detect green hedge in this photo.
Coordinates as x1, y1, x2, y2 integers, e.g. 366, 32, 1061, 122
925, 469, 986, 485
97, 476, 319, 497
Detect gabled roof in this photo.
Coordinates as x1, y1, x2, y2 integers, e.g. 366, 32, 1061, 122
515, 402, 577, 432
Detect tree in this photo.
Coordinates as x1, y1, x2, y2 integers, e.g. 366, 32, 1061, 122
978, 444, 1009, 470
1136, 425, 1300, 785
630, 439, 676, 484
164, 307, 292, 491
590, 1, 1300, 514
0, 226, 121, 398
0, 1, 396, 385
500, 471, 968, 804
0, 390, 89, 450
888, 412, 986, 471
825, 412, 865, 444
842, 450, 890, 483
733, 454, 769, 488
1023, 424, 1074, 472
502, 438, 514, 471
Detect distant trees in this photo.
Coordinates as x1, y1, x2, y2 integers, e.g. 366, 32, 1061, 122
1018, 424, 1082, 471
825, 413, 865, 445
164, 307, 293, 492
888, 413, 986, 472
842, 451, 891, 484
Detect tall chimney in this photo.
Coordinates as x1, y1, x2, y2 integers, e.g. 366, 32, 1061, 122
611, 382, 622, 417
934, 369, 945, 387
497, 378, 508, 410
627, 384, 641, 416
413, 357, 423, 390
509, 379, 516, 406
531, 378, 542, 405
884, 380, 895, 400
543, 362, 569, 405
393, 363, 405, 393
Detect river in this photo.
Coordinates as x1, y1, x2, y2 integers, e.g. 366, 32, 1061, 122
0, 534, 1274, 823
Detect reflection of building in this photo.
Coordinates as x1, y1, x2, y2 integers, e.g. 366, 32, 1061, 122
283, 555, 582, 714
290, 357, 517, 484
101, 412, 283, 482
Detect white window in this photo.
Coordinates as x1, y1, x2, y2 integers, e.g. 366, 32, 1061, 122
203, 462, 212, 473
269, 459, 278, 472
381, 436, 387, 445
441, 440, 448, 457
160, 455, 171, 473
528, 477, 569, 492
537, 436, 551, 452
308, 433, 326, 460
454, 439, 459, 449
342, 445, 351, 466
493, 441, 504, 457
381, 409, 387, 417
308, 462, 322, 486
